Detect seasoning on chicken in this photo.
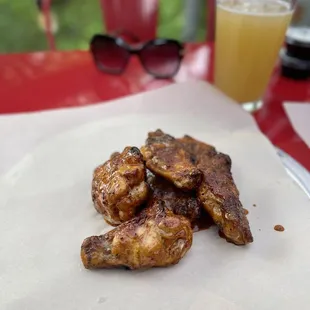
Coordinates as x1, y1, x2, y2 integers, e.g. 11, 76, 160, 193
141, 130, 202, 191
179, 135, 253, 245
91, 147, 148, 226
81, 201, 193, 270
147, 172, 201, 224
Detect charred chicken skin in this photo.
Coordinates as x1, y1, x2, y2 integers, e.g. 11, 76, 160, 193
147, 172, 201, 224
81, 201, 193, 270
179, 135, 253, 245
141, 130, 202, 191
91, 147, 149, 226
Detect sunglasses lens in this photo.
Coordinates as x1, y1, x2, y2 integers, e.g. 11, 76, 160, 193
140, 41, 182, 78
91, 36, 129, 74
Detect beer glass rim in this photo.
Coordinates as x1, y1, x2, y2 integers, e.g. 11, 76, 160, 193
217, 0, 297, 14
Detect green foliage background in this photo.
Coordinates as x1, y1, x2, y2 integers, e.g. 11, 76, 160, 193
0, 0, 206, 53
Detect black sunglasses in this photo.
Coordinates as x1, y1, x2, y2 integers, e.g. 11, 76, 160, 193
90, 34, 184, 79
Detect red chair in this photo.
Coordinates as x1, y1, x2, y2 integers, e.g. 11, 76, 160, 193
101, 0, 215, 42
41, 0, 215, 49
100, 0, 158, 42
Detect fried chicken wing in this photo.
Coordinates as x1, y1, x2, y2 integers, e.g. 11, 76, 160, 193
141, 130, 202, 191
81, 202, 193, 270
147, 172, 201, 224
179, 136, 253, 245
91, 147, 148, 226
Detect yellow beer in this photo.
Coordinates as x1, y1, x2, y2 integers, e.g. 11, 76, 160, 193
215, 0, 293, 103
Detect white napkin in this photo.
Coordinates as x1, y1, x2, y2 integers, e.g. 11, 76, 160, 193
284, 102, 310, 148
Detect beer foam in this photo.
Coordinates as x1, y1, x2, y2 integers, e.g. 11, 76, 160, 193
218, 0, 292, 16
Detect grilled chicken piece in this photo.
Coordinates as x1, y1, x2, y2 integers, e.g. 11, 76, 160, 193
179, 135, 253, 245
178, 135, 217, 162
81, 201, 193, 270
141, 130, 202, 191
91, 147, 148, 226
147, 172, 201, 224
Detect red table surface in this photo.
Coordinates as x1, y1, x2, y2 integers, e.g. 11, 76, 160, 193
0, 43, 309, 171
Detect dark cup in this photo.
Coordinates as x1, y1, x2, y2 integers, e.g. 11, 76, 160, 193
286, 27, 310, 61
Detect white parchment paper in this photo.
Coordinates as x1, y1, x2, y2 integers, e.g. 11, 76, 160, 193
1, 82, 310, 310
284, 102, 310, 148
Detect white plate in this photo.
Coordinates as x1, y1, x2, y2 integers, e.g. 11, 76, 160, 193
277, 148, 310, 198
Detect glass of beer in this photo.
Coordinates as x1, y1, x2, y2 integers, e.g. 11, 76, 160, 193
214, 0, 295, 109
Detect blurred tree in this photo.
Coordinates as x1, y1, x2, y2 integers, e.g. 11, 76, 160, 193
0, 0, 207, 53
0, 0, 102, 53
158, 0, 206, 41
0, 0, 47, 53
53, 0, 102, 50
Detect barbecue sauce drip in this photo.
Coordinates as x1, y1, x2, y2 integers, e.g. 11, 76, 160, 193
274, 225, 285, 232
